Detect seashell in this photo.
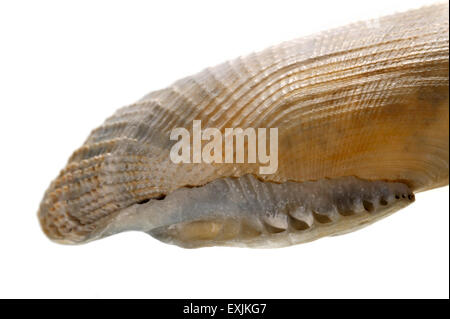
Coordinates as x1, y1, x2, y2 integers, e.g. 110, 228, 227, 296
38, 3, 449, 248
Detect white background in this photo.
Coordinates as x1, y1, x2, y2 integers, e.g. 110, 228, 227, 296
0, 0, 448, 298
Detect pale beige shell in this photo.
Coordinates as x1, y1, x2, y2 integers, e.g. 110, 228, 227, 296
38, 3, 449, 247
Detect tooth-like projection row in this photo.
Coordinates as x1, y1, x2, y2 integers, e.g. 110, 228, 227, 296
94, 175, 415, 248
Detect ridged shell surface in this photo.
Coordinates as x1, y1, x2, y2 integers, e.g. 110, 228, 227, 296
38, 3, 449, 246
